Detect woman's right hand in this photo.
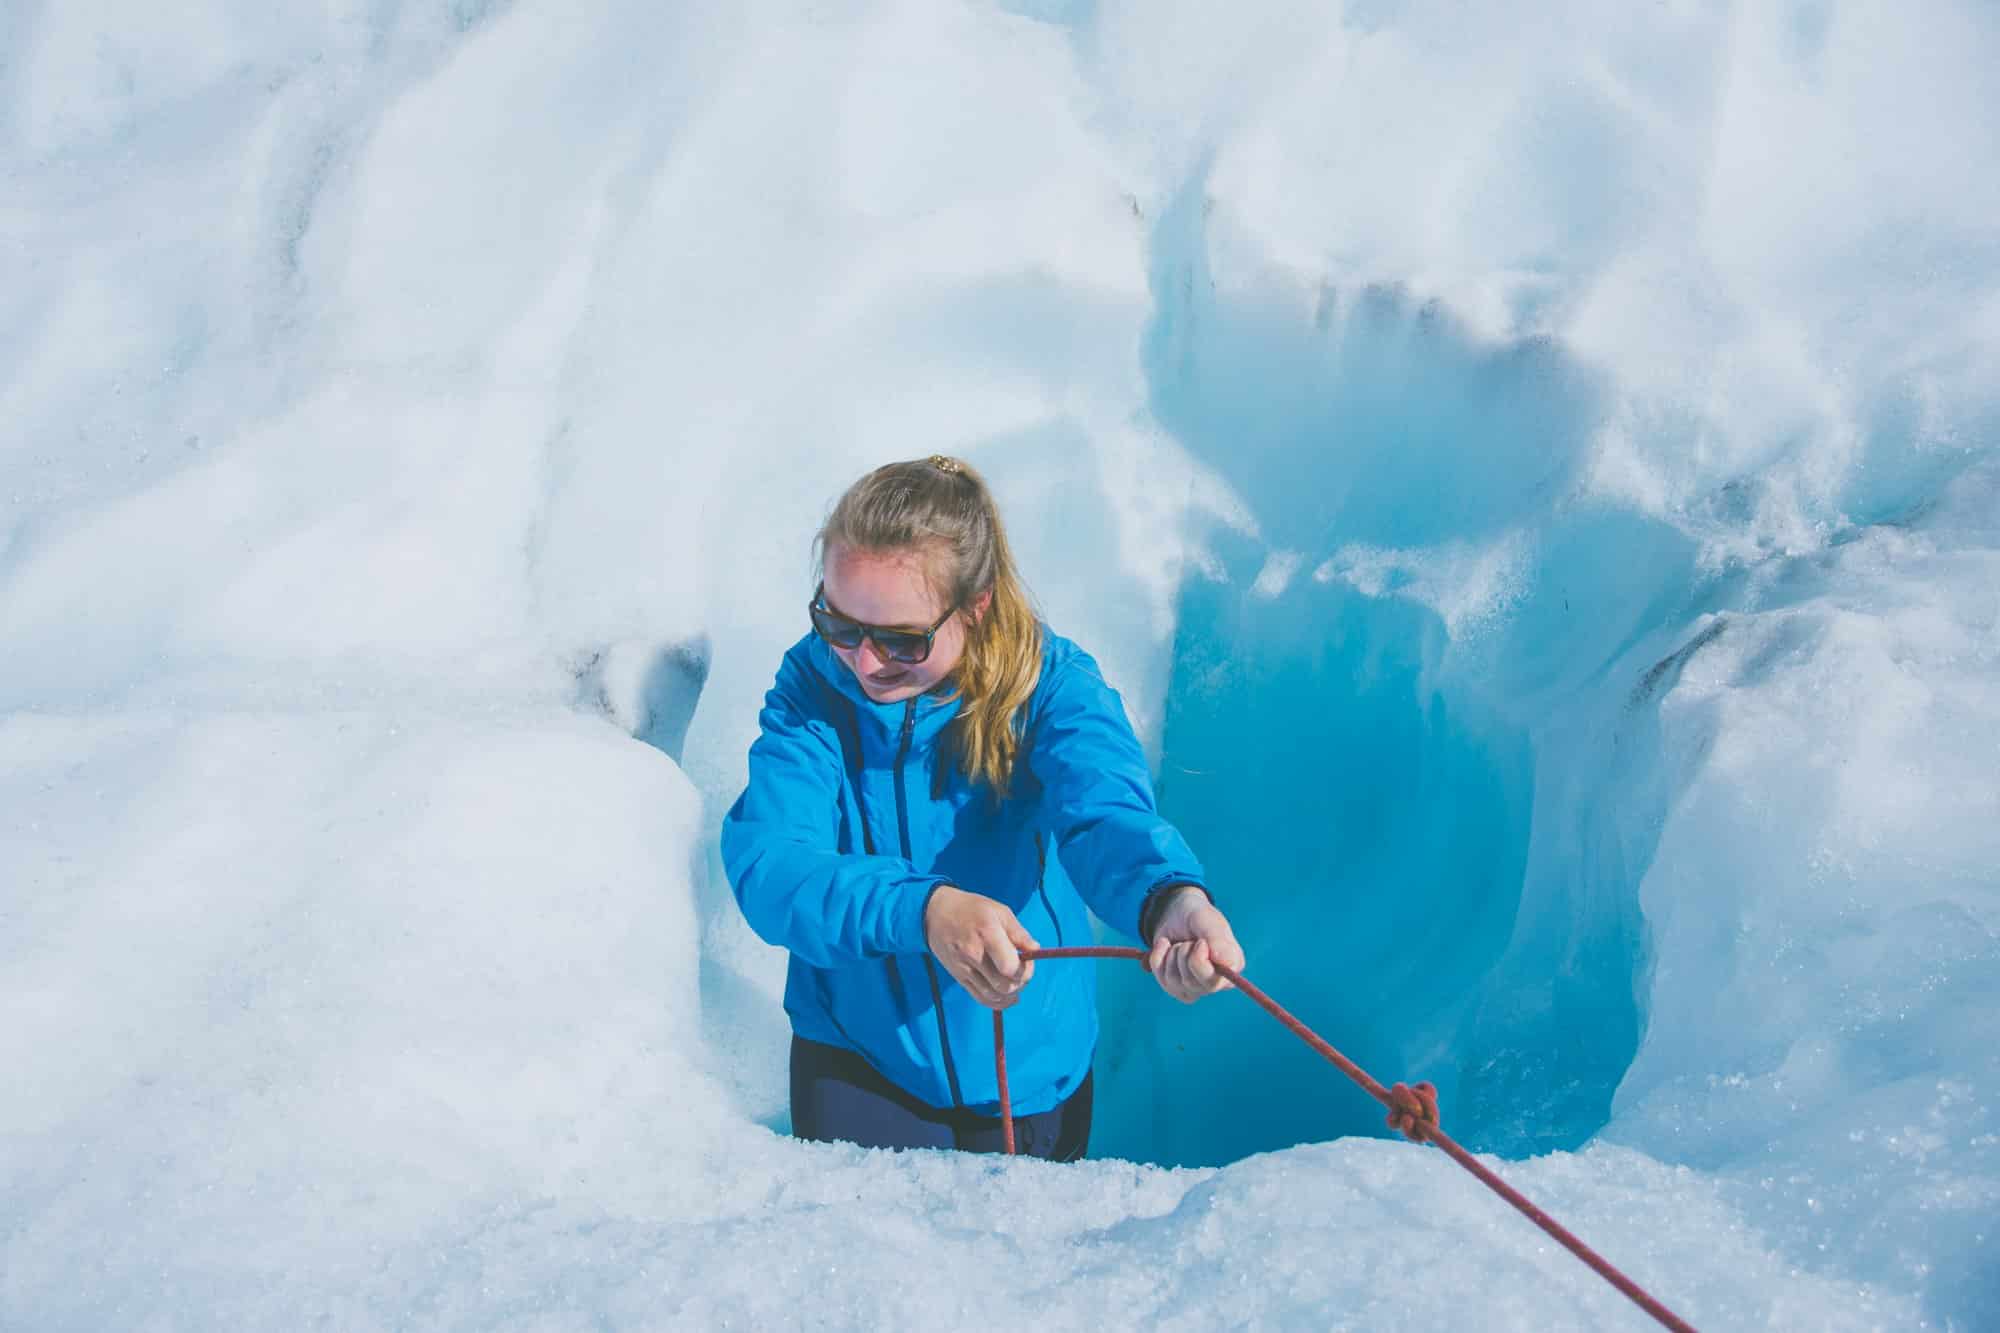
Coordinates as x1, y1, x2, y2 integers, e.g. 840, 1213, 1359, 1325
923, 886, 1038, 1010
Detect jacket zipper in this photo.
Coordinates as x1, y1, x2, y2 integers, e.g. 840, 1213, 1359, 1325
896, 698, 965, 1108
1034, 832, 1065, 947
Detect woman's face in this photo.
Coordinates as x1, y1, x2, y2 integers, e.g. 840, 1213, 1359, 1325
821, 543, 987, 704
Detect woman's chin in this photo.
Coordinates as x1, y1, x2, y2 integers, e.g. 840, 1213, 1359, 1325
858, 673, 918, 702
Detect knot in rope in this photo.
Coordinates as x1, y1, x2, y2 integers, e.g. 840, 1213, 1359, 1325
1384, 1080, 1440, 1143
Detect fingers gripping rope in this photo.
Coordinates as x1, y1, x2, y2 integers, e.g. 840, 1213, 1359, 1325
993, 946, 1699, 1333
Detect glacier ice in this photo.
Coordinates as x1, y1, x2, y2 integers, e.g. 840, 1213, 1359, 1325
3, 0, 1996, 1328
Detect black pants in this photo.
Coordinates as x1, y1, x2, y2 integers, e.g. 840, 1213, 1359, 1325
789, 1035, 1092, 1161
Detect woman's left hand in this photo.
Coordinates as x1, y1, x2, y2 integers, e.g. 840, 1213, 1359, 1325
1146, 887, 1246, 1003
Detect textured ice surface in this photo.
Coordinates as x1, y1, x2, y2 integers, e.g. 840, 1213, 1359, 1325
3, 1, 1996, 1328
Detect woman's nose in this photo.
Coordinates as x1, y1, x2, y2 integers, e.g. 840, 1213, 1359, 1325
854, 635, 890, 674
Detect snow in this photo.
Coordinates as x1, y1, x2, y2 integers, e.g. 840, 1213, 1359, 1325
4, 1, 1996, 1328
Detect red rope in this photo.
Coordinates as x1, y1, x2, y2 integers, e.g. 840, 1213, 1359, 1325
993, 945, 1698, 1333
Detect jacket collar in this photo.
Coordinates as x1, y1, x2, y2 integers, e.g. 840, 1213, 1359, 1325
806, 633, 964, 740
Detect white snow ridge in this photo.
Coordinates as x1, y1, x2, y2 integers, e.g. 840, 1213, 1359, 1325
3, 2, 1995, 1329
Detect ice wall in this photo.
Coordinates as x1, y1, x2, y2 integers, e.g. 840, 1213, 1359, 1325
3, 1, 1995, 1328
1084, 5, 2000, 1311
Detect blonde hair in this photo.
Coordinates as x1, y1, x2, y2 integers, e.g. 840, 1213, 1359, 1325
816, 456, 1043, 797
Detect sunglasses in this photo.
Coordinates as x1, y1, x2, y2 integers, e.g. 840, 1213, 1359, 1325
809, 583, 960, 665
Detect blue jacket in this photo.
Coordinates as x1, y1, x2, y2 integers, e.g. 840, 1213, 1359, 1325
721, 626, 1207, 1116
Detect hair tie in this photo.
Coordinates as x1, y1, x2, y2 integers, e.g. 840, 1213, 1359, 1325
928, 454, 964, 475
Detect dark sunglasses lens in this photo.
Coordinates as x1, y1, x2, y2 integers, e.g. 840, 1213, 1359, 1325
874, 632, 930, 664
810, 605, 865, 649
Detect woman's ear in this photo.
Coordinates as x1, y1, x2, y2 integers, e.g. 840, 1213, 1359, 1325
970, 588, 994, 623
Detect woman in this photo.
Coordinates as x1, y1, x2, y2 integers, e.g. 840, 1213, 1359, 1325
722, 455, 1245, 1160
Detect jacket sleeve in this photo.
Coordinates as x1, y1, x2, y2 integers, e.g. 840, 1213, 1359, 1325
720, 654, 948, 967
1025, 649, 1208, 942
